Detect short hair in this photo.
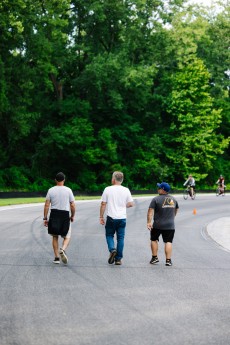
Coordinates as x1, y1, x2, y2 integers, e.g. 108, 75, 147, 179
55, 172, 65, 182
112, 171, 124, 183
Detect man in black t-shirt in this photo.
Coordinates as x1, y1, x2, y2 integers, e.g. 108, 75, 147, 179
147, 182, 179, 266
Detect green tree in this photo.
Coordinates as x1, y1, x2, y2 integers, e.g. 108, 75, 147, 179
166, 58, 229, 181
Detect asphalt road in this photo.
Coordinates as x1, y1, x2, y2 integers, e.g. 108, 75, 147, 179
0, 194, 230, 345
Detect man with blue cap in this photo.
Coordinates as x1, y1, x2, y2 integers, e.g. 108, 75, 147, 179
147, 182, 179, 266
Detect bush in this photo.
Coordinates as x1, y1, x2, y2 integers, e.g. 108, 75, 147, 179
0, 166, 30, 190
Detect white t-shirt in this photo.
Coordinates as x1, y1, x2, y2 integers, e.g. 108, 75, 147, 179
101, 185, 133, 219
46, 186, 75, 211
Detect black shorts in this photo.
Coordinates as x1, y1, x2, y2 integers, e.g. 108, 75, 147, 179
150, 228, 175, 243
48, 209, 70, 237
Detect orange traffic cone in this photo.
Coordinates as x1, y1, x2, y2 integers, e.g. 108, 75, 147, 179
193, 208, 197, 215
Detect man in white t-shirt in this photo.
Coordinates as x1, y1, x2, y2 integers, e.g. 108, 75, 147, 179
100, 171, 134, 265
43, 172, 76, 264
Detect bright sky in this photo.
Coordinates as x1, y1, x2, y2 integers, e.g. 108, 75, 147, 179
188, 0, 212, 5
188, 0, 228, 6
197, 0, 213, 4
186, 0, 227, 11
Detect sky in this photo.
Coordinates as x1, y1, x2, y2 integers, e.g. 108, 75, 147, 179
188, 0, 228, 6
186, 0, 228, 12
196, 0, 213, 3
188, 0, 213, 5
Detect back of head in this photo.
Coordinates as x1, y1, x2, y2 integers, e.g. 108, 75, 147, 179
55, 172, 65, 182
112, 171, 124, 183
157, 181, 170, 193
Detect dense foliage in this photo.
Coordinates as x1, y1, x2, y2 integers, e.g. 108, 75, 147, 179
0, 0, 229, 191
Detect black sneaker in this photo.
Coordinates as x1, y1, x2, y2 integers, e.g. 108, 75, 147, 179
115, 260, 122, 265
108, 250, 117, 264
165, 259, 172, 266
53, 257, 60, 264
59, 248, 68, 264
150, 256, 159, 264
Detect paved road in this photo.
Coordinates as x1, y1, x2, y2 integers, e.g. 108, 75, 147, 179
0, 194, 230, 345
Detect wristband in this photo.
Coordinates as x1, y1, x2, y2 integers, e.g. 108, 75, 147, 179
43, 217, 48, 220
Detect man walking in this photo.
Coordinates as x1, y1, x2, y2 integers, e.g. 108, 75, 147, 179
43, 172, 76, 264
147, 182, 179, 266
100, 171, 134, 265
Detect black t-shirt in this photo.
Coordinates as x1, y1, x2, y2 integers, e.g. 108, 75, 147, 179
149, 194, 179, 230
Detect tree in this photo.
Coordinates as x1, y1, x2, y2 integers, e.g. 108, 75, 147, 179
166, 57, 229, 181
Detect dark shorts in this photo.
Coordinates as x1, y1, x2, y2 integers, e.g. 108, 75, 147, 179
48, 209, 70, 237
150, 228, 175, 243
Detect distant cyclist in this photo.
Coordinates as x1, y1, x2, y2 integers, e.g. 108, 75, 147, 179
216, 175, 225, 195
183, 175, 195, 198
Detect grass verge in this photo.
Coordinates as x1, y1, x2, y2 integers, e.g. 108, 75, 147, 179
0, 194, 156, 207
0, 196, 102, 207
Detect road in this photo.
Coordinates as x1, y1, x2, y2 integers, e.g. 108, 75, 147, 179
0, 194, 230, 345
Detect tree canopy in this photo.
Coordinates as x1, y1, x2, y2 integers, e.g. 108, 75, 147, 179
0, 0, 229, 191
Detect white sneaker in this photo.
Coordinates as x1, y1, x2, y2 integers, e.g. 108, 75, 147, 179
59, 248, 68, 264
53, 257, 60, 264
165, 259, 172, 266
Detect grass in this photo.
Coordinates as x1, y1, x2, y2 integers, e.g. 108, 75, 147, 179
0, 196, 102, 207
0, 194, 156, 207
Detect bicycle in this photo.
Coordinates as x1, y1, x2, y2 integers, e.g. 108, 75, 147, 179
216, 186, 225, 196
183, 186, 196, 200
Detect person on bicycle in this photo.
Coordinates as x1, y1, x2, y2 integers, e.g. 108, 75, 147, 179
216, 175, 225, 195
183, 175, 195, 198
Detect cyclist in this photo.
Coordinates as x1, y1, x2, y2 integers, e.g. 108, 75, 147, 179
216, 175, 225, 195
183, 175, 195, 198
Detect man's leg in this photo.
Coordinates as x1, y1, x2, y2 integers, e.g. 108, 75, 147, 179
59, 226, 71, 264
151, 240, 158, 257
190, 187, 194, 197
162, 230, 174, 266
149, 229, 160, 264
61, 237, 70, 251
105, 217, 116, 252
165, 242, 172, 260
115, 219, 126, 261
52, 236, 59, 257
105, 217, 117, 264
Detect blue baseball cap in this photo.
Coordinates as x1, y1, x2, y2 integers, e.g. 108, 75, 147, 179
157, 182, 170, 192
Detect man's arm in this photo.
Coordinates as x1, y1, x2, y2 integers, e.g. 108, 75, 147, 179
126, 201, 134, 208
43, 200, 50, 227
100, 201, 107, 225
70, 201, 76, 222
147, 208, 154, 230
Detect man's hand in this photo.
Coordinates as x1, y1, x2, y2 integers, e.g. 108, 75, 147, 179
100, 217, 105, 225
147, 208, 153, 231
100, 201, 106, 225
43, 220, 48, 227
126, 201, 134, 208
147, 223, 152, 231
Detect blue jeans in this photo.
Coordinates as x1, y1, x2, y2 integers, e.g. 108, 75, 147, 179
105, 216, 126, 260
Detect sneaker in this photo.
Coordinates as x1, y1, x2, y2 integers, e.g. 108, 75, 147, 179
115, 260, 122, 265
150, 256, 159, 264
59, 248, 68, 264
53, 257, 60, 264
165, 259, 172, 266
108, 250, 117, 264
